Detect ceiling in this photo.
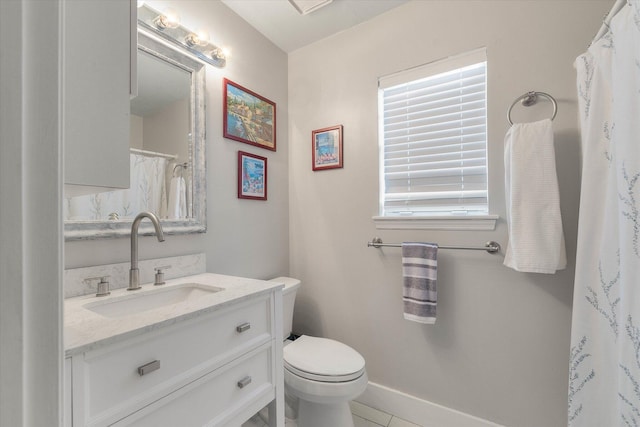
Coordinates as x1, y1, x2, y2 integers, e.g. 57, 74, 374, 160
220, 0, 409, 53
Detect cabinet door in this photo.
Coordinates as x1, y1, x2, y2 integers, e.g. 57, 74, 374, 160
63, 0, 132, 194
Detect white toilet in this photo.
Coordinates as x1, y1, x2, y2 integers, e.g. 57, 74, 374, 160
271, 277, 368, 427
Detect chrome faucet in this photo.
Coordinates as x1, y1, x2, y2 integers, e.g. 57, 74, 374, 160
128, 211, 165, 291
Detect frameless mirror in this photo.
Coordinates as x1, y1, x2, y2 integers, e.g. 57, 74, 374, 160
64, 30, 206, 240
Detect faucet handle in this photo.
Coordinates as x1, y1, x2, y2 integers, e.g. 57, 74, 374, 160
153, 265, 172, 286
84, 275, 111, 297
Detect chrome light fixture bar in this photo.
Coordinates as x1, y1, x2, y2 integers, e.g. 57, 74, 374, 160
137, 3, 226, 68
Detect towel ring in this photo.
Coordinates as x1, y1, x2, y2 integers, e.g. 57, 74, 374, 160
172, 162, 188, 177
507, 91, 558, 125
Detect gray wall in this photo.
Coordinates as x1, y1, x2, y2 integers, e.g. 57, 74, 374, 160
288, 1, 610, 426
1, 1, 63, 424
62, 1, 616, 425
65, 0, 290, 281
143, 98, 189, 163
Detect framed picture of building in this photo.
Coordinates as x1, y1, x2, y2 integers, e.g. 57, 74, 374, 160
312, 125, 343, 171
238, 151, 267, 200
224, 79, 276, 151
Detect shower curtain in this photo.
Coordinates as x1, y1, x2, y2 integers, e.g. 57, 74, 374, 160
64, 153, 168, 220
569, 2, 640, 425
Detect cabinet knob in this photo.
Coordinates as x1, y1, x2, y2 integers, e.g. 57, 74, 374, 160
236, 322, 251, 333
237, 376, 252, 389
137, 360, 160, 376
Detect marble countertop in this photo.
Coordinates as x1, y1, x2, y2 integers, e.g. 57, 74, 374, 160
64, 273, 283, 357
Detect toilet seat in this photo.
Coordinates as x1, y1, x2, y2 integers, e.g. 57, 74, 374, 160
283, 335, 366, 383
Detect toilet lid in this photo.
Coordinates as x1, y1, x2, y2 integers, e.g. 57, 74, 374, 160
283, 335, 365, 382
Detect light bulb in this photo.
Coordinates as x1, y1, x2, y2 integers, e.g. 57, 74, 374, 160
163, 8, 180, 28
154, 7, 180, 29
196, 29, 210, 46
185, 33, 199, 46
185, 29, 210, 47
210, 47, 228, 62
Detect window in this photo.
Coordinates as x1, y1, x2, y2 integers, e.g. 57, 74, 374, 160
378, 49, 490, 225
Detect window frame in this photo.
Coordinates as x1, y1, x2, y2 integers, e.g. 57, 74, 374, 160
374, 48, 497, 231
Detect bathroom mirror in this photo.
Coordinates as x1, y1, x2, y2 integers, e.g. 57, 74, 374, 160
64, 30, 206, 240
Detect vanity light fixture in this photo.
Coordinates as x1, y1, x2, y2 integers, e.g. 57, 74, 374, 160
185, 29, 210, 47
210, 47, 226, 61
138, 3, 226, 68
153, 7, 180, 29
184, 33, 202, 46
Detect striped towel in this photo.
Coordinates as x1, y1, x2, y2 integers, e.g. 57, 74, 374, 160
402, 242, 438, 324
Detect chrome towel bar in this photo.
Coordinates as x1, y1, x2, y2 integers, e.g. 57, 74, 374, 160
368, 237, 501, 254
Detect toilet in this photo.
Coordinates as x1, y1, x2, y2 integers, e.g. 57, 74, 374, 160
271, 277, 368, 427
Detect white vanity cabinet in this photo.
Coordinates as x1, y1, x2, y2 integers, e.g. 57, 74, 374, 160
67, 291, 283, 426
63, 0, 135, 196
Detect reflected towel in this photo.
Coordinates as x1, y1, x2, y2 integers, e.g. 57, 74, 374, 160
167, 176, 186, 219
504, 119, 566, 273
402, 242, 438, 324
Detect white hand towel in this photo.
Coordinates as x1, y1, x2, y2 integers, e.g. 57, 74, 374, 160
167, 176, 186, 219
402, 242, 438, 324
504, 119, 566, 273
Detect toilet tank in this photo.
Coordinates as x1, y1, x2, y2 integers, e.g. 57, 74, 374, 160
270, 277, 300, 339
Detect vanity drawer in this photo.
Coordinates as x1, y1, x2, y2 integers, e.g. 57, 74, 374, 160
80, 296, 271, 426
112, 345, 273, 427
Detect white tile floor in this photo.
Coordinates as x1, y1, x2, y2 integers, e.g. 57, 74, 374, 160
242, 401, 421, 427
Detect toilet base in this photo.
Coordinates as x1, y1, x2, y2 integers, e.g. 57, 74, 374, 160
297, 399, 353, 427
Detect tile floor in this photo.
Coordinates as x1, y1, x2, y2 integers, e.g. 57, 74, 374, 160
242, 401, 421, 427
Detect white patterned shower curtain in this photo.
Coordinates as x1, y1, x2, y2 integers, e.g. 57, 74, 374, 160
569, 2, 640, 425
64, 153, 168, 221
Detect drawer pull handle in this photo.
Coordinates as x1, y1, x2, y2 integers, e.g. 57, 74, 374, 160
137, 360, 160, 376
237, 376, 252, 389
236, 322, 251, 333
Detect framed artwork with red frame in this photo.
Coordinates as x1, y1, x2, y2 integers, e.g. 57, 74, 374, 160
238, 151, 267, 200
223, 79, 276, 151
312, 125, 343, 171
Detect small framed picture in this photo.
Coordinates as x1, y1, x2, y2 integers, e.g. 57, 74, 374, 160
312, 125, 343, 171
238, 151, 267, 200
224, 79, 276, 151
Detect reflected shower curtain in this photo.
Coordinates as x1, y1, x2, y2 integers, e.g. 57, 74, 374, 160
64, 153, 168, 220
569, 2, 640, 425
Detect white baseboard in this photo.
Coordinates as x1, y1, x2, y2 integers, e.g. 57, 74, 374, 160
355, 382, 504, 427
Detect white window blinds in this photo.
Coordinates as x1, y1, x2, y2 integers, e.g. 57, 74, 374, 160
379, 49, 488, 217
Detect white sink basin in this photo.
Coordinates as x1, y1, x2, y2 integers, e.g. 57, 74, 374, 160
83, 283, 223, 318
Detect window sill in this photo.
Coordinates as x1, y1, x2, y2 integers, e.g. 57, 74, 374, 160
372, 215, 499, 231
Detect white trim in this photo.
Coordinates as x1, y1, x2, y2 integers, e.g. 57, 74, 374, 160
378, 48, 489, 218
372, 215, 498, 231
356, 382, 504, 427
378, 47, 487, 90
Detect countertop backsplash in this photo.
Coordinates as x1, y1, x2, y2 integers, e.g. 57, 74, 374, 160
64, 253, 206, 298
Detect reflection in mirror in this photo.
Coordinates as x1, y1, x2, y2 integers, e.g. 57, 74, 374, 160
64, 30, 206, 240
133, 50, 191, 219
